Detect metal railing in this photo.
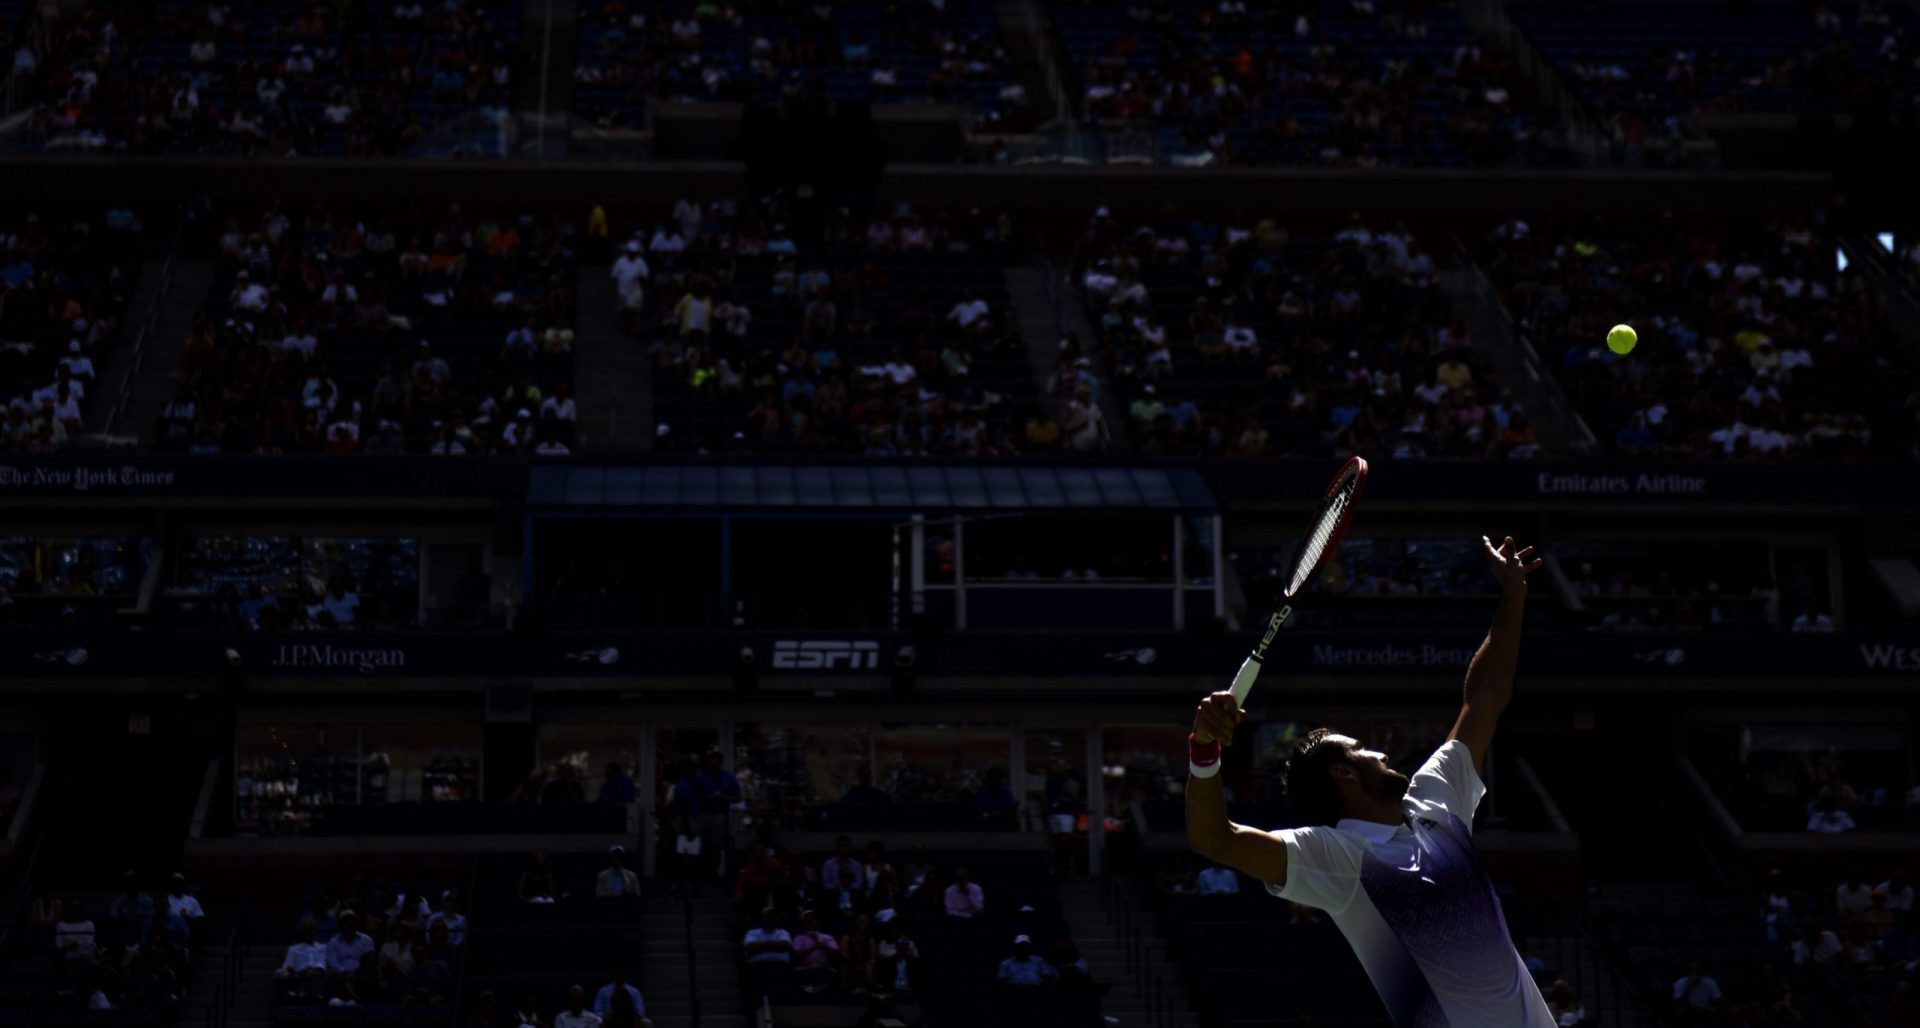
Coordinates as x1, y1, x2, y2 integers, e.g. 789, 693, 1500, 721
203, 928, 249, 1028
447, 853, 482, 1027
1099, 873, 1178, 1028
1445, 231, 1599, 454
105, 210, 195, 439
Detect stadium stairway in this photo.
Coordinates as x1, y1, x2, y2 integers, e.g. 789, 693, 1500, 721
992, 0, 1070, 124
1438, 242, 1597, 454
182, 942, 279, 1028
90, 257, 207, 440
1513, 928, 1646, 1027
1005, 258, 1131, 450
514, 0, 576, 158
573, 265, 654, 452
1063, 877, 1198, 1028
640, 886, 747, 1028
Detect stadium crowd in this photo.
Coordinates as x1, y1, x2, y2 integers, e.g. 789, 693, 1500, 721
614, 198, 1061, 457
1078, 208, 1527, 459
1055, 0, 1542, 167
575, 0, 1032, 132
23, 871, 206, 1021
1477, 214, 1920, 462
158, 200, 578, 455
17, 1, 517, 156
0, 206, 138, 453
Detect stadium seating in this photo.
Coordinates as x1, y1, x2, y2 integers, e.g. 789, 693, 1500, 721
1052, 0, 1537, 167
637, 205, 1046, 456
1511, 0, 1917, 123
158, 201, 577, 455
0, 206, 140, 453
575, 0, 1032, 133
1081, 211, 1519, 459
25, 2, 518, 156
1476, 213, 1918, 461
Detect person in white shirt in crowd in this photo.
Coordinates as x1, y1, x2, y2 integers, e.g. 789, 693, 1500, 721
325, 911, 374, 976
503, 318, 538, 359
947, 289, 989, 331
59, 341, 96, 384
1808, 799, 1857, 833
1878, 871, 1914, 914
541, 382, 577, 425
612, 241, 651, 335
1196, 862, 1240, 896
428, 893, 467, 947
597, 845, 639, 897
279, 919, 329, 978
230, 270, 268, 313
164, 874, 205, 936
1672, 962, 1722, 1013
554, 985, 602, 1028
943, 866, 984, 918
1835, 871, 1875, 916
55, 899, 96, 963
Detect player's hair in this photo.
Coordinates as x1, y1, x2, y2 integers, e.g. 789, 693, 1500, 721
1281, 728, 1356, 827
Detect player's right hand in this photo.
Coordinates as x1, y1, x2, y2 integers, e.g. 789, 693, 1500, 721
1192, 691, 1245, 747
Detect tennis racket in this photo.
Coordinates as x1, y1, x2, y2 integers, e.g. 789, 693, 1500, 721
1227, 456, 1368, 705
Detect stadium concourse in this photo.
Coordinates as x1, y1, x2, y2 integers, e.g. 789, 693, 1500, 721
2, 1, 1920, 1028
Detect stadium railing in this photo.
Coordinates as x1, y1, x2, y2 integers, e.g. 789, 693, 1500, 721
103, 208, 194, 442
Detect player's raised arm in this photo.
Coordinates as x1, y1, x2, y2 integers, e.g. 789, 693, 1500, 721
1449, 536, 1542, 771
1186, 691, 1289, 887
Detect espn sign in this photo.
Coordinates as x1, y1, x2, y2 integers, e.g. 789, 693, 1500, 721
771, 640, 881, 671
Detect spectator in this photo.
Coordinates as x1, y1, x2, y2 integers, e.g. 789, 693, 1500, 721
513, 993, 546, 1027
1548, 980, 1586, 1026
598, 763, 636, 804
428, 893, 468, 947
943, 866, 985, 918
819, 836, 863, 913
997, 935, 1057, 988
1196, 862, 1240, 896
1879, 871, 1914, 914
841, 914, 875, 992
108, 871, 154, 941
873, 914, 919, 993
1807, 798, 1856, 833
742, 906, 794, 999
326, 911, 375, 976
597, 846, 639, 898
554, 985, 601, 1028
162, 873, 205, 944
974, 768, 1017, 827
592, 963, 646, 1021
602, 986, 649, 1028
1672, 961, 1722, 1014
519, 850, 556, 904
791, 910, 841, 987
1159, 855, 1199, 896
1836, 871, 1875, 917
54, 899, 96, 962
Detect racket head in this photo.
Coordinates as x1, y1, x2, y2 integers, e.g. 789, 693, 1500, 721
1281, 456, 1368, 599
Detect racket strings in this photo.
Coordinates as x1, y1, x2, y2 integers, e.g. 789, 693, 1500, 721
1288, 479, 1355, 595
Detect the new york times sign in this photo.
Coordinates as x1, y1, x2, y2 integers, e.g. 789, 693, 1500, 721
0, 462, 177, 494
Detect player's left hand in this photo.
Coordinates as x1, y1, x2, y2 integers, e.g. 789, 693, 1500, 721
1482, 535, 1541, 589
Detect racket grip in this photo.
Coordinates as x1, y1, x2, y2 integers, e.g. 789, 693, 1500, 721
1228, 655, 1262, 705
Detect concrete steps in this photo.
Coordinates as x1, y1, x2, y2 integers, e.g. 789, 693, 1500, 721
1061, 879, 1200, 1028
573, 265, 652, 452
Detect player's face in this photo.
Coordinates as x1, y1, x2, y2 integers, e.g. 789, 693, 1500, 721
1351, 746, 1411, 803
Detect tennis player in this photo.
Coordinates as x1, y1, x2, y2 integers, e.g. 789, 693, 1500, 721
1186, 536, 1553, 1026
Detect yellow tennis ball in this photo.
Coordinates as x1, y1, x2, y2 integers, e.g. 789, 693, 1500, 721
1607, 324, 1637, 355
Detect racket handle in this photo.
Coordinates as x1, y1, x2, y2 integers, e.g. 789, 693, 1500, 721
1228, 655, 1262, 705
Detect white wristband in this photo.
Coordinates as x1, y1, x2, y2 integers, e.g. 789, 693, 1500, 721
1189, 760, 1221, 779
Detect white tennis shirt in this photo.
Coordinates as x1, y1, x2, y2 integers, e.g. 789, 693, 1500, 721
1266, 740, 1555, 1027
